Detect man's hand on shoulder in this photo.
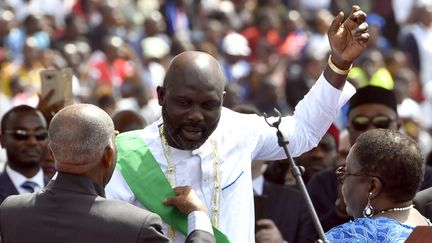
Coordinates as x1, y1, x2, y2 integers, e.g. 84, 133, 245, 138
164, 186, 207, 215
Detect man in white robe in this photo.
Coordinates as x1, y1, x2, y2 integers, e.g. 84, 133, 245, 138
106, 5, 369, 243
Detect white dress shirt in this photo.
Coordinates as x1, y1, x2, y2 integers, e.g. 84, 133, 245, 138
5, 165, 44, 194
106, 73, 355, 243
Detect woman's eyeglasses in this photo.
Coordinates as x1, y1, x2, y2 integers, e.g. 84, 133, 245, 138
335, 165, 370, 184
4, 129, 48, 141
351, 115, 393, 131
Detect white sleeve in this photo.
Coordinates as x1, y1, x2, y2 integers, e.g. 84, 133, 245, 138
252, 73, 355, 160
283, 73, 355, 156
187, 211, 214, 235
105, 167, 136, 204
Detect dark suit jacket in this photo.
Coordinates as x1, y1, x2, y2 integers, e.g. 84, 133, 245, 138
0, 172, 214, 243
0, 172, 18, 205
0, 170, 50, 205
414, 187, 432, 221
260, 181, 318, 243
306, 166, 350, 231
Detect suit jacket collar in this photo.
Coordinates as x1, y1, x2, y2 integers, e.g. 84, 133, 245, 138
47, 172, 105, 197
5, 165, 45, 191
0, 171, 19, 197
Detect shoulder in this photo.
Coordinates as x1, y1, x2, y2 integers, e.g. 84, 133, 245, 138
414, 187, 432, 208
95, 198, 162, 226
415, 187, 432, 200
0, 193, 38, 213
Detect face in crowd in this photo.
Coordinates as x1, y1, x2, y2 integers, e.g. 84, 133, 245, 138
0, 106, 48, 170
295, 133, 337, 182
157, 51, 225, 150
347, 103, 397, 145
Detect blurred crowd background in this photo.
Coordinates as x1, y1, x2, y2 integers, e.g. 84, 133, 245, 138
1, 0, 432, 169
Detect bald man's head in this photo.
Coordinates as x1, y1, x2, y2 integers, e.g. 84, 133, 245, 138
163, 51, 225, 92
157, 51, 226, 150
49, 104, 115, 174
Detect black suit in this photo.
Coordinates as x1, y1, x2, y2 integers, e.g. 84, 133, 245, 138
258, 180, 318, 243
0, 170, 49, 205
0, 172, 18, 205
414, 187, 432, 220
0, 172, 214, 243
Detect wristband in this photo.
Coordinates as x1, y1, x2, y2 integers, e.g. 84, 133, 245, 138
328, 55, 352, 75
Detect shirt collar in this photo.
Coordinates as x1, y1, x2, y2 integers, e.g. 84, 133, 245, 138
6, 165, 45, 192
252, 175, 264, 195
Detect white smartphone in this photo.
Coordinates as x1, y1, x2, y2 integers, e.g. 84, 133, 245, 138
40, 68, 73, 107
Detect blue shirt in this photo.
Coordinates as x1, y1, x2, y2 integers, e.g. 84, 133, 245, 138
326, 217, 414, 243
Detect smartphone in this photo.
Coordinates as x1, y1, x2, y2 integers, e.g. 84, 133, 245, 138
40, 68, 73, 107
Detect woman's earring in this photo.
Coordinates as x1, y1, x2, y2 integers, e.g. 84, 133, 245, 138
363, 192, 374, 217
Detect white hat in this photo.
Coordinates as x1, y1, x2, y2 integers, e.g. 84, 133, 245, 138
222, 32, 251, 56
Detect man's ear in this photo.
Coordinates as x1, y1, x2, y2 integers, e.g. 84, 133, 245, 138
156, 86, 165, 106
101, 144, 114, 169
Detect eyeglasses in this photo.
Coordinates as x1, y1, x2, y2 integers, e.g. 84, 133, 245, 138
336, 165, 370, 184
351, 115, 394, 131
4, 129, 48, 141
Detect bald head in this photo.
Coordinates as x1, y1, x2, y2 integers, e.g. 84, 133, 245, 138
163, 51, 225, 92
49, 104, 114, 174
112, 109, 146, 133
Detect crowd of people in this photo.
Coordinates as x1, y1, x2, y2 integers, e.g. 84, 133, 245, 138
1, 0, 432, 242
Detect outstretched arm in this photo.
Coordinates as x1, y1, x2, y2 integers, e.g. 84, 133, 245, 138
324, 5, 369, 89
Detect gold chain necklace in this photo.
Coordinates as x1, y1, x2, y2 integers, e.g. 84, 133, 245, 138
159, 125, 221, 240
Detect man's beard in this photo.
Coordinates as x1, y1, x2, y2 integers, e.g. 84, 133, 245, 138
161, 105, 220, 150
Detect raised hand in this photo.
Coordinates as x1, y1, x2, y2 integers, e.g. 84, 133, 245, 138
37, 89, 65, 124
328, 5, 369, 69
164, 186, 207, 215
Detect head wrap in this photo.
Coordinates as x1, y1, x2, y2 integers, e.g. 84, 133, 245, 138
348, 85, 397, 113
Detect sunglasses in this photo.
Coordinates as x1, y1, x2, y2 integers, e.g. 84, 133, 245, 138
335, 165, 370, 184
4, 129, 48, 141
351, 115, 394, 131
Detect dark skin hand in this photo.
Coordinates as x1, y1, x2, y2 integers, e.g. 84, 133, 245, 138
164, 186, 208, 215
256, 219, 284, 243
37, 89, 65, 124
324, 5, 369, 89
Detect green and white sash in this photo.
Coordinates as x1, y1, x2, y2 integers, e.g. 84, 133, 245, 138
116, 130, 231, 243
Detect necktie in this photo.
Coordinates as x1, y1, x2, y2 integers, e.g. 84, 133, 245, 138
21, 180, 38, 193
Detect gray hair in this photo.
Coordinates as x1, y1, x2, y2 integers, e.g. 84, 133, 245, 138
49, 104, 114, 165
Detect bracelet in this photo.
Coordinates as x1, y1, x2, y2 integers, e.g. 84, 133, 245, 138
328, 55, 352, 75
